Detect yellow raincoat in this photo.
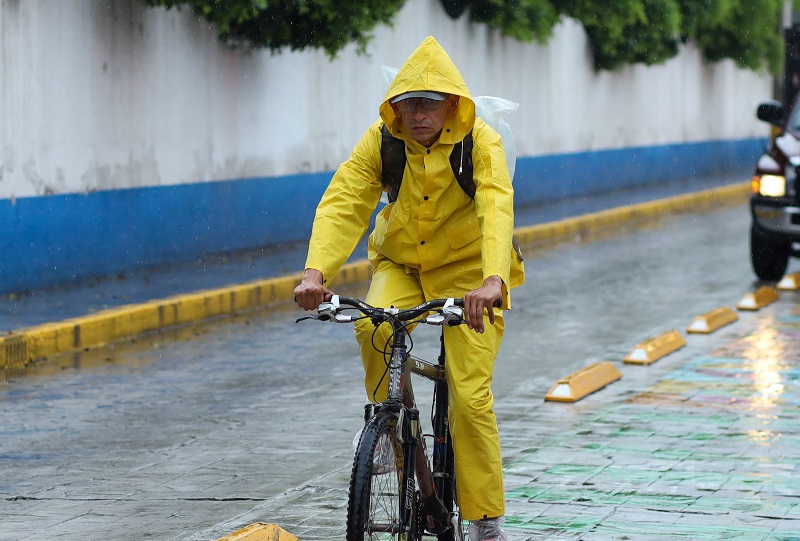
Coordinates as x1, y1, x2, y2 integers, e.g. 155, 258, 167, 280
305, 36, 525, 521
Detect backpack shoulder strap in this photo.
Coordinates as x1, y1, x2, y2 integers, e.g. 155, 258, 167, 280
380, 124, 406, 203
449, 130, 475, 199
381, 125, 475, 202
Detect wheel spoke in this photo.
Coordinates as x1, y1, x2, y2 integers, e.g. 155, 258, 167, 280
367, 433, 400, 538
347, 413, 406, 541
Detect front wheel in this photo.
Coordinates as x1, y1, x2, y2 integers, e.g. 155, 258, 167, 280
751, 223, 791, 281
347, 412, 407, 541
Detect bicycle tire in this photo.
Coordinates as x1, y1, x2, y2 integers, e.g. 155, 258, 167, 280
347, 411, 407, 541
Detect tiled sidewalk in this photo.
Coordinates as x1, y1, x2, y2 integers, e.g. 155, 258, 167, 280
500, 300, 800, 540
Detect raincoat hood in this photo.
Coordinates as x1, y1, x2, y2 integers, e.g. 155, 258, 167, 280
380, 36, 476, 144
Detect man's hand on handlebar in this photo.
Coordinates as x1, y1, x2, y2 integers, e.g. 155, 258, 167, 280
463, 275, 503, 333
294, 268, 334, 311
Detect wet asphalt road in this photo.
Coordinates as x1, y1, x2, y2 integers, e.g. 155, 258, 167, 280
0, 201, 781, 541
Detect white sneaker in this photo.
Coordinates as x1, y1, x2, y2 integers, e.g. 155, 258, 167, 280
468, 516, 507, 541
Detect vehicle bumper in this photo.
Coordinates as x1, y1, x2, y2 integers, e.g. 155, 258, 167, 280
751, 197, 800, 239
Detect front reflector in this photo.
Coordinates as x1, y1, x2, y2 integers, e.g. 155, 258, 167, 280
758, 175, 786, 197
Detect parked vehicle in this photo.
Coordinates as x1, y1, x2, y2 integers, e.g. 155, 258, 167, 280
750, 98, 800, 280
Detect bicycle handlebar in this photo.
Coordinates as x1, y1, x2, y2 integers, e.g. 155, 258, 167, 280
302, 295, 501, 327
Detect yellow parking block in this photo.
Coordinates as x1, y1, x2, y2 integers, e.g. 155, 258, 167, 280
686, 306, 738, 334
545, 361, 622, 402
736, 286, 779, 311
624, 330, 686, 365
216, 523, 298, 541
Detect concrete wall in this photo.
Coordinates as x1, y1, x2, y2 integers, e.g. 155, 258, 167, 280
0, 0, 774, 293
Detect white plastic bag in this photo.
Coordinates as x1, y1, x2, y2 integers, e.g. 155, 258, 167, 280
473, 96, 519, 181
353, 428, 396, 475
382, 65, 519, 181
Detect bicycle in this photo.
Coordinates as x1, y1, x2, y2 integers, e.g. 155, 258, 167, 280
298, 295, 482, 541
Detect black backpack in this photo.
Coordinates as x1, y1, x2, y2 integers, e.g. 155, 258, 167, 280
380, 124, 475, 202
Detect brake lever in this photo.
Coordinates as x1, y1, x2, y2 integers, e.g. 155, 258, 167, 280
422, 312, 446, 325
421, 301, 464, 326
295, 314, 320, 323
442, 300, 464, 326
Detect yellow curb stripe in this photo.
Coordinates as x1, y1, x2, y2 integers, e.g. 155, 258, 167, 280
1, 182, 749, 371
513, 181, 749, 247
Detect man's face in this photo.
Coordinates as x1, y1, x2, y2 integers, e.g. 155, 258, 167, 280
392, 95, 458, 147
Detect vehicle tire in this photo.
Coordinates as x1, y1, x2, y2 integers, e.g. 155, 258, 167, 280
347, 412, 406, 541
751, 223, 791, 281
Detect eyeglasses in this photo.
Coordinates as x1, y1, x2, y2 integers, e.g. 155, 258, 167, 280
395, 97, 447, 114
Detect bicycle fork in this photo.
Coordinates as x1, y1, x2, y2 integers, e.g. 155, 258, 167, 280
362, 402, 420, 538
367, 329, 423, 539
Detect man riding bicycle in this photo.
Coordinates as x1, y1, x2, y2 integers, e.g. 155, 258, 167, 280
294, 36, 525, 541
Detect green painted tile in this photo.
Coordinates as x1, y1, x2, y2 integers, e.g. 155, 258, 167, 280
764, 535, 800, 541
544, 464, 605, 477
506, 485, 550, 501
506, 513, 602, 533
659, 470, 735, 486
688, 496, 766, 513
650, 448, 696, 460
594, 518, 770, 540
623, 492, 697, 509
533, 486, 632, 506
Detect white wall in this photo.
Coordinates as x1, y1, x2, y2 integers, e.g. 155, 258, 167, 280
0, 0, 773, 200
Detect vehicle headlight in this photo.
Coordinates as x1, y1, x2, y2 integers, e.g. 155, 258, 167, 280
756, 174, 787, 197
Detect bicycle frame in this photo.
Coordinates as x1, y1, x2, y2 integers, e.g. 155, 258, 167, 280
379, 312, 420, 536
375, 313, 444, 537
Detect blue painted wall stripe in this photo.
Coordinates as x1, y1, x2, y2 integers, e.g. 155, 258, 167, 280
0, 138, 765, 294
513, 138, 764, 206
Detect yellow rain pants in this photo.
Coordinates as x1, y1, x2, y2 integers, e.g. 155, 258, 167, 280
354, 257, 505, 521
